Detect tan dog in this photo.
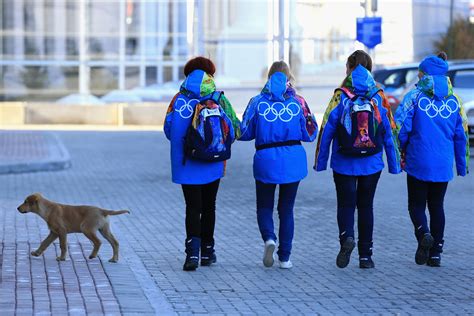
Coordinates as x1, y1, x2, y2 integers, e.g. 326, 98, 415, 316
17, 193, 129, 263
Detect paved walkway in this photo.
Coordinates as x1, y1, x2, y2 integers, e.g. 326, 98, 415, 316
0, 131, 70, 174
0, 131, 473, 315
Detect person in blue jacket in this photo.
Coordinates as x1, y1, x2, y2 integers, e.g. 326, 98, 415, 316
314, 50, 401, 269
395, 52, 469, 267
239, 61, 318, 269
164, 57, 240, 271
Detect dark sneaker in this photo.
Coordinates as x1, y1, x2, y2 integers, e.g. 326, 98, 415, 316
427, 256, 441, 267
183, 237, 200, 271
415, 233, 434, 265
201, 242, 217, 266
359, 257, 375, 269
183, 257, 199, 271
336, 237, 355, 268
201, 253, 216, 266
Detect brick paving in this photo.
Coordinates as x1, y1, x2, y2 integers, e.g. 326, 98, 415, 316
0, 131, 473, 315
0, 131, 70, 174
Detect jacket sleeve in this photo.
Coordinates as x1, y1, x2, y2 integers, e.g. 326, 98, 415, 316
313, 91, 342, 171
395, 90, 417, 151
295, 95, 318, 142
454, 96, 469, 176
379, 101, 401, 174
238, 97, 258, 141
164, 93, 180, 140
219, 94, 241, 139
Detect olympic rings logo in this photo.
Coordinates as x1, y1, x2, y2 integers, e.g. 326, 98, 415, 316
257, 101, 301, 122
418, 97, 459, 119
174, 98, 200, 119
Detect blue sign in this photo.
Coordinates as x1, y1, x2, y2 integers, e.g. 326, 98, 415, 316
356, 17, 382, 49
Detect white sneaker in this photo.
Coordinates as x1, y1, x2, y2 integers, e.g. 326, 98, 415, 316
279, 260, 293, 269
263, 240, 276, 267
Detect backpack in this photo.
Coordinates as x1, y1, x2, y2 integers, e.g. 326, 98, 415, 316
336, 87, 383, 156
183, 91, 235, 163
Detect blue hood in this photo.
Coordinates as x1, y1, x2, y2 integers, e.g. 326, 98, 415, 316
417, 74, 452, 100
261, 72, 295, 101
179, 69, 216, 98
341, 65, 379, 98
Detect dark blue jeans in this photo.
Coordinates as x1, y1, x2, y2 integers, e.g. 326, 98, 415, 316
407, 175, 448, 255
256, 180, 300, 262
333, 171, 381, 257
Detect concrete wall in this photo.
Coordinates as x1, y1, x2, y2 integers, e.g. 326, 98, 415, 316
0, 103, 168, 126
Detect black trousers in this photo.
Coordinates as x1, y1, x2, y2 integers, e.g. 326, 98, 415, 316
181, 179, 220, 244
333, 171, 381, 256
407, 175, 448, 255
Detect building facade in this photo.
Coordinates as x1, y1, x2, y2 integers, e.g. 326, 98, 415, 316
0, 0, 470, 101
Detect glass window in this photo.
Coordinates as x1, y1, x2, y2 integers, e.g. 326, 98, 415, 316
145, 66, 157, 85
90, 66, 119, 96
453, 70, 474, 88
405, 69, 418, 85
88, 1, 120, 36
89, 37, 119, 60
126, 36, 140, 57
0, 65, 79, 101
383, 71, 404, 88
125, 67, 140, 89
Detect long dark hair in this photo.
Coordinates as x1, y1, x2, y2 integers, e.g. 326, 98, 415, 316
346, 50, 373, 72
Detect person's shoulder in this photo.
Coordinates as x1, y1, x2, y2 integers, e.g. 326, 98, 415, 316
249, 94, 266, 105
293, 94, 307, 107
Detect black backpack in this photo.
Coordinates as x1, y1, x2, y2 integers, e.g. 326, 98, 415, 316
336, 87, 383, 156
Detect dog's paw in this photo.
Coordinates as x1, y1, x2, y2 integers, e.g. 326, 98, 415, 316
56, 256, 66, 261
31, 250, 41, 257
88, 255, 97, 259
108, 258, 118, 263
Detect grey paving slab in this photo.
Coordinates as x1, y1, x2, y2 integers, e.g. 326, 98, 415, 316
0, 131, 473, 315
0, 131, 71, 174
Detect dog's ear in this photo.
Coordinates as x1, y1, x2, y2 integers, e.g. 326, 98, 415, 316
27, 194, 40, 204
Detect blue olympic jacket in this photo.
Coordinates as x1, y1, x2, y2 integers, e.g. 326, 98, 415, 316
239, 72, 318, 184
314, 65, 401, 176
395, 74, 469, 182
164, 70, 235, 185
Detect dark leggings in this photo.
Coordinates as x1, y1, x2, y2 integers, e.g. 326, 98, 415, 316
333, 171, 381, 256
181, 179, 220, 243
407, 175, 448, 254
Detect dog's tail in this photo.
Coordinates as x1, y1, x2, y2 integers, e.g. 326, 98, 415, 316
102, 209, 130, 216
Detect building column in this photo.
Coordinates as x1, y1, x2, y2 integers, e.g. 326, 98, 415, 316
13, 0, 24, 59
118, 0, 126, 90
78, 0, 89, 95
54, 0, 66, 59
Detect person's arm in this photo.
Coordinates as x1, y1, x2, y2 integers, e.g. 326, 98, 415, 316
219, 93, 241, 139
238, 97, 258, 141
453, 96, 469, 176
378, 94, 401, 174
314, 91, 342, 171
395, 90, 417, 151
295, 95, 318, 142
164, 93, 180, 140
